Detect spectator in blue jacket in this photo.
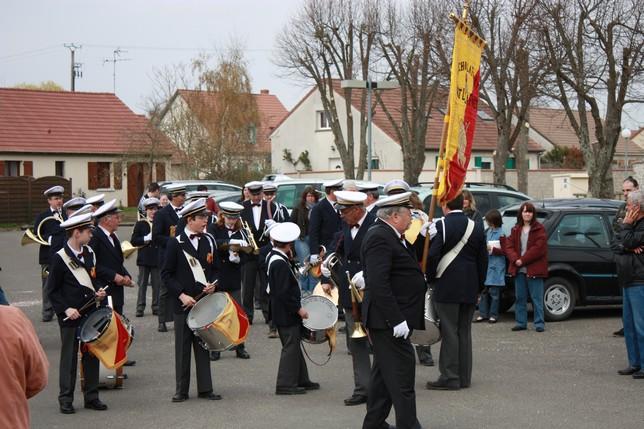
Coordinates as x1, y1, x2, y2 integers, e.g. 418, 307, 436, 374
474, 209, 506, 323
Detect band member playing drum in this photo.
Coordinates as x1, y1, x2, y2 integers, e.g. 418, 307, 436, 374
361, 192, 427, 429
207, 201, 251, 360
34, 185, 66, 322
320, 191, 376, 406
162, 198, 222, 402
153, 183, 187, 332
267, 222, 319, 395
131, 197, 161, 317
46, 213, 108, 414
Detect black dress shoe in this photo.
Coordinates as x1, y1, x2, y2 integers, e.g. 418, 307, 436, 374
209, 351, 221, 361
152, 310, 159, 316
158, 323, 167, 332
275, 386, 306, 395
236, 349, 250, 359
633, 371, 644, 379
344, 394, 367, 406
298, 381, 320, 390
84, 399, 108, 410
198, 392, 223, 400
426, 380, 460, 390
42, 316, 53, 323
618, 366, 641, 375
419, 358, 435, 367
172, 393, 189, 402
59, 403, 75, 414
135, 310, 144, 317
613, 327, 625, 337
123, 360, 136, 366
511, 326, 527, 331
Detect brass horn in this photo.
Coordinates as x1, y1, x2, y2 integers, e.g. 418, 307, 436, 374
346, 270, 367, 339
21, 215, 61, 246
121, 240, 141, 259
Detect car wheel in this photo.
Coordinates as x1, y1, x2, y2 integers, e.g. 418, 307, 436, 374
543, 277, 576, 321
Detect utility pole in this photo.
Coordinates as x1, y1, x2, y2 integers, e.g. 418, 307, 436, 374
64, 43, 82, 91
103, 48, 131, 94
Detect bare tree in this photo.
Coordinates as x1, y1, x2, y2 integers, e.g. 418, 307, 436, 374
470, 0, 547, 187
375, 0, 451, 185
275, 0, 379, 179
538, 0, 644, 198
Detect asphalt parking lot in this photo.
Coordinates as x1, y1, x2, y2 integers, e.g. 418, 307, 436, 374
1, 227, 642, 429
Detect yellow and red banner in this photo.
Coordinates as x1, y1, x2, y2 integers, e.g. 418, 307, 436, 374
436, 19, 486, 203
86, 311, 132, 369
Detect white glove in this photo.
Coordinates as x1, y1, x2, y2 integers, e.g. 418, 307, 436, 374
392, 320, 410, 339
144, 232, 152, 243
320, 264, 331, 278
229, 239, 248, 247
420, 221, 437, 239
228, 250, 240, 264
351, 271, 365, 290
310, 254, 320, 265
264, 219, 277, 230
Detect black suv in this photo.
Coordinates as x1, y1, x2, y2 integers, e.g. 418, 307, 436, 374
500, 199, 623, 321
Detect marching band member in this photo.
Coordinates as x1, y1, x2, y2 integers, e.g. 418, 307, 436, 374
308, 179, 343, 268
85, 193, 105, 211
356, 182, 380, 212
161, 198, 221, 402
268, 222, 319, 395
34, 185, 65, 322
48, 198, 87, 261
385, 180, 435, 367
320, 191, 376, 406
153, 183, 187, 332
361, 192, 427, 429
131, 197, 161, 318
207, 201, 251, 360
46, 213, 108, 414
263, 183, 289, 222
240, 181, 278, 324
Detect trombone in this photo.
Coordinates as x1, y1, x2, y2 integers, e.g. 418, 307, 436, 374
21, 214, 62, 246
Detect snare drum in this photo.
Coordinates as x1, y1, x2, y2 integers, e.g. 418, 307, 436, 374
79, 307, 134, 369
300, 295, 338, 344
187, 292, 250, 352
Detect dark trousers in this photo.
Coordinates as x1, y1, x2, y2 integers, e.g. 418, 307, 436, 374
41, 265, 54, 319
58, 326, 99, 405
344, 308, 371, 397
435, 302, 475, 388
276, 324, 311, 388
136, 265, 160, 313
363, 329, 420, 429
242, 259, 259, 321
258, 265, 271, 326
158, 280, 172, 324
173, 311, 213, 396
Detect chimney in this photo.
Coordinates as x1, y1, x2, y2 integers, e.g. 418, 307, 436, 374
260, 89, 269, 95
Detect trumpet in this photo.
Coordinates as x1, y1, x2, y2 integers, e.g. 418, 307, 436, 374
346, 270, 367, 339
121, 219, 152, 259
240, 219, 260, 255
21, 214, 62, 246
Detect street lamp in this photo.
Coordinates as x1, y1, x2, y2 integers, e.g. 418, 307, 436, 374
340, 79, 400, 180
621, 128, 632, 176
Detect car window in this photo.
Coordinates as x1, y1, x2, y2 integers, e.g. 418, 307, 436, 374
276, 184, 298, 210
497, 194, 529, 210
472, 193, 491, 215
548, 214, 610, 248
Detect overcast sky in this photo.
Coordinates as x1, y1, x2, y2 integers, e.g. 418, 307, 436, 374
1, 0, 642, 130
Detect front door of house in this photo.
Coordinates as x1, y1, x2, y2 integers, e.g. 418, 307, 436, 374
127, 163, 144, 207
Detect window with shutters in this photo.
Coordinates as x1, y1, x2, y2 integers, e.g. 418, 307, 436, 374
23, 161, 33, 176
4, 161, 20, 177
88, 162, 111, 189
155, 162, 166, 181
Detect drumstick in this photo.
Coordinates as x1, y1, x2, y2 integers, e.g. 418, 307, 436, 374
63, 285, 110, 321
182, 281, 218, 309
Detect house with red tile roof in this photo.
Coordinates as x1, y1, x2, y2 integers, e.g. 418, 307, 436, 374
269, 82, 544, 181
158, 88, 288, 178
0, 88, 175, 206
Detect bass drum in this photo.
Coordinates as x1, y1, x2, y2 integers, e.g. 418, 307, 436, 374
187, 292, 250, 352
300, 295, 338, 344
410, 287, 441, 346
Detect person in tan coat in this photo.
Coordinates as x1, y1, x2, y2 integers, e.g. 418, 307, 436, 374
0, 305, 48, 429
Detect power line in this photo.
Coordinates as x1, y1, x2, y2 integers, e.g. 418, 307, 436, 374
0, 45, 60, 62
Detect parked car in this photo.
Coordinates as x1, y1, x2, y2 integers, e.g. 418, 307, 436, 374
272, 179, 328, 212
262, 173, 293, 182
500, 198, 623, 321
158, 180, 241, 195
411, 183, 531, 217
